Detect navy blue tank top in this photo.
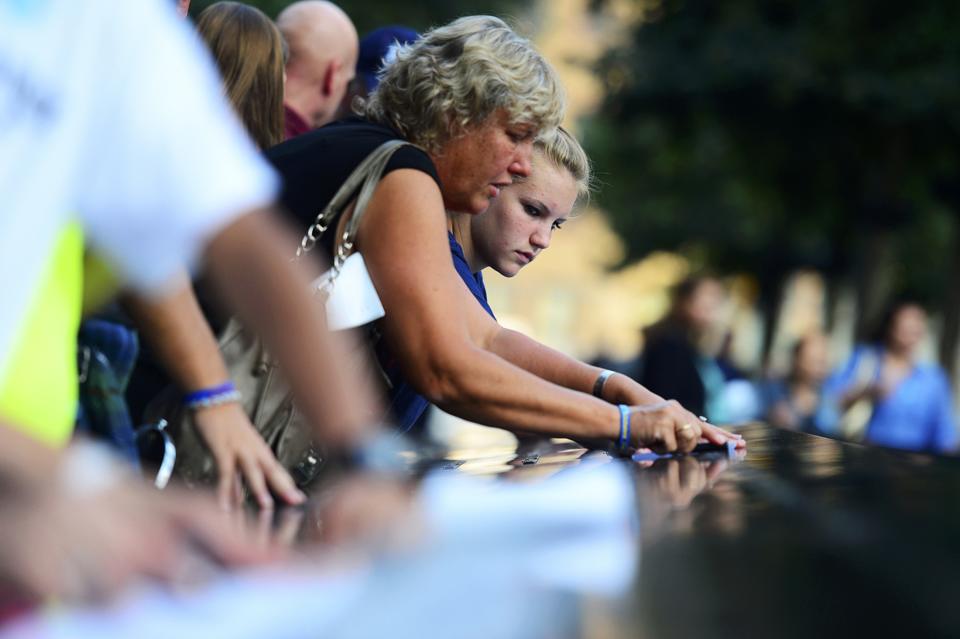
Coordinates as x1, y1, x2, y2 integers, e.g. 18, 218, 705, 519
380, 232, 496, 430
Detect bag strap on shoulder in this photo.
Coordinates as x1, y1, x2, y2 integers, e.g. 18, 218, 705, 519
295, 139, 413, 260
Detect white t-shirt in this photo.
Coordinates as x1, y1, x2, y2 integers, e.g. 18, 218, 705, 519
0, 0, 278, 376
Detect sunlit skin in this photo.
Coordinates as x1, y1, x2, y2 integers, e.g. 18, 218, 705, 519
459, 151, 577, 275
431, 110, 537, 215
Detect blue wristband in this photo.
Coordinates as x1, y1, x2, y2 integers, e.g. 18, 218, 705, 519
183, 382, 241, 410
617, 404, 631, 452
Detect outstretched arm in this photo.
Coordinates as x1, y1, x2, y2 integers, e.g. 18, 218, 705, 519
122, 281, 305, 509
486, 327, 742, 447
486, 327, 657, 403
357, 170, 704, 453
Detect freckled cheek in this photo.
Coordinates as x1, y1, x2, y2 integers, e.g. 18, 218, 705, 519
493, 237, 510, 258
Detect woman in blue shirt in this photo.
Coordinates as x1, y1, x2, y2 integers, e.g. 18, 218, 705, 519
820, 300, 957, 453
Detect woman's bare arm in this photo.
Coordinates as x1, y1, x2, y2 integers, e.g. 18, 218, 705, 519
485, 327, 742, 446
486, 327, 658, 404
356, 170, 703, 451
122, 282, 305, 509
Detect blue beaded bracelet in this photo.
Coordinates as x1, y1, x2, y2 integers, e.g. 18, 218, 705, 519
183, 382, 242, 411
617, 404, 631, 452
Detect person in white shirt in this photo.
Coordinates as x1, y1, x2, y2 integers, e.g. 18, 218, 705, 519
0, 0, 397, 602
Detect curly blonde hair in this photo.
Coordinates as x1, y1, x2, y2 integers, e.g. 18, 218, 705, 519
360, 15, 565, 153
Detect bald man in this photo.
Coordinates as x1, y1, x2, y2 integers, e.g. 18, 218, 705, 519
278, 1, 358, 138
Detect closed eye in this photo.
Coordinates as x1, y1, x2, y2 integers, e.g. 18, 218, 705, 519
508, 127, 535, 144
551, 219, 566, 231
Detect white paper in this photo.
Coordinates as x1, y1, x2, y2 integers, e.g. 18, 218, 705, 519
315, 253, 385, 331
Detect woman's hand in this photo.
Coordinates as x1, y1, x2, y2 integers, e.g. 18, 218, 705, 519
629, 400, 704, 454
701, 421, 747, 450
628, 400, 744, 453
193, 403, 306, 510
606, 375, 744, 450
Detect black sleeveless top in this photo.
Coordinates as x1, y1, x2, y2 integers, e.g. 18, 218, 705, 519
266, 118, 441, 258
265, 118, 444, 430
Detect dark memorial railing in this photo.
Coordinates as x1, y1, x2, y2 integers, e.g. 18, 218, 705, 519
624, 423, 960, 639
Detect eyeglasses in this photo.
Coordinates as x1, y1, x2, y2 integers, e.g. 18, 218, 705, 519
135, 419, 177, 489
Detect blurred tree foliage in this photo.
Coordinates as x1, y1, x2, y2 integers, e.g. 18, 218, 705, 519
585, 0, 960, 364
189, 0, 525, 34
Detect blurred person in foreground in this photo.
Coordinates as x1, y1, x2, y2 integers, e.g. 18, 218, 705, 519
820, 299, 957, 454
0, 427, 276, 605
0, 0, 400, 602
277, 0, 357, 138
640, 276, 732, 422
268, 16, 740, 455
121, 1, 304, 510
758, 331, 830, 433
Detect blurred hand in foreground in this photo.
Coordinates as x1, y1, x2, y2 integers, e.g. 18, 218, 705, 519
0, 444, 282, 604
